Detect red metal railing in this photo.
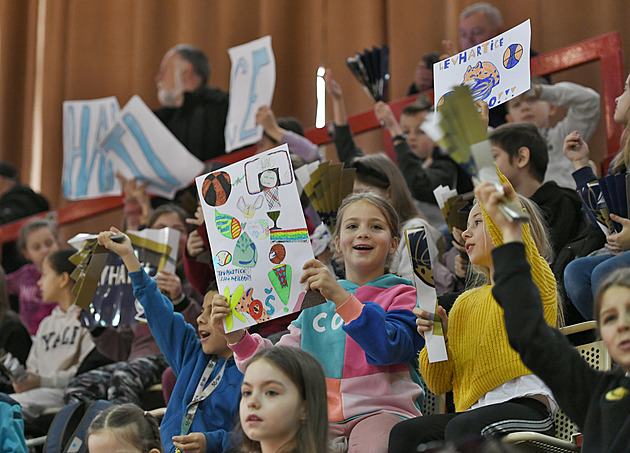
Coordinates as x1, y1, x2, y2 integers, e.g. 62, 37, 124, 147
0, 31, 624, 250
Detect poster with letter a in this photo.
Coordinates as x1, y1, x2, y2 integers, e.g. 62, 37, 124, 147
433, 20, 531, 110
197, 144, 323, 332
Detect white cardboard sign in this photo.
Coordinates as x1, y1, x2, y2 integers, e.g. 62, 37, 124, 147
97, 95, 205, 199
433, 20, 531, 110
62, 97, 121, 200
196, 144, 316, 332
225, 35, 276, 152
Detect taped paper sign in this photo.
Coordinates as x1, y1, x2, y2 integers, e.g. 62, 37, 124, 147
62, 97, 121, 200
433, 20, 531, 110
97, 95, 205, 199
405, 226, 448, 362
225, 35, 276, 152
68, 228, 180, 327
197, 144, 322, 332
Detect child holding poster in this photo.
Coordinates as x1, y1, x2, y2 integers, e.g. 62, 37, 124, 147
96, 228, 242, 453
212, 191, 424, 453
388, 178, 561, 451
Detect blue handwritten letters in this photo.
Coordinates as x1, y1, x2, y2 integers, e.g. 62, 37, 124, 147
225, 35, 276, 152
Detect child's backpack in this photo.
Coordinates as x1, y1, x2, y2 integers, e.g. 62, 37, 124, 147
0, 393, 28, 453
44, 400, 112, 453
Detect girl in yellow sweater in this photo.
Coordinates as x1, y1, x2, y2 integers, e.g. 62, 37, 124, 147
389, 180, 561, 451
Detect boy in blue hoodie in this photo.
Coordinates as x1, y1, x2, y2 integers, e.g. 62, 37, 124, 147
98, 228, 242, 453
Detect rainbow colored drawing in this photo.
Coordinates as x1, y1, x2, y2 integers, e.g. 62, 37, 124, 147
270, 228, 309, 242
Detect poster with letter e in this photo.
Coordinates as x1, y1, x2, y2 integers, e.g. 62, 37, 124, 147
196, 144, 324, 333
225, 35, 276, 152
433, 20, 531, 110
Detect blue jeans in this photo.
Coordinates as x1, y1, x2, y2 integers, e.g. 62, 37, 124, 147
564, 250, 630, 319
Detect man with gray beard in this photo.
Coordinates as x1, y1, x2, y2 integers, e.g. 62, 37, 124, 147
154, 44, 228, 161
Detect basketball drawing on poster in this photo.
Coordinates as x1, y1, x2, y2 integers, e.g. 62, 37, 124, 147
433, 20, 531, 110
197, 144, 319, 332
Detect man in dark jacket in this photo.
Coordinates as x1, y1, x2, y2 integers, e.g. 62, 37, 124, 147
154, 44, 228, 162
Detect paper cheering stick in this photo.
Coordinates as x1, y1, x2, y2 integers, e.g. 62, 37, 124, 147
422, 86, 529, 223
346, 45, 390, 102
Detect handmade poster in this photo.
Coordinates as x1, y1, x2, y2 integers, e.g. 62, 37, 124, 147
68, 228, 180, 327
405, 227, 447, 363
97, 95, 205, 199
197, 144, 322, 332
225, 35, 276, 152
62, 97, 121, 200
433, 20, 531, 110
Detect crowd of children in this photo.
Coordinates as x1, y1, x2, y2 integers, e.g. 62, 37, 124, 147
2, 8, 630, 453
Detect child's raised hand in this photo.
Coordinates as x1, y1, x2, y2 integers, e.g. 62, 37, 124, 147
300, 259, 350, 307
186, 204, 205, 228
98, 228, 142, 272
210, 293, 246, 345
172, 432, 207, 453
440, 39, 458, 59
374, 101, 398, 129
324, 68, 343, 100
186, 230, 207, 258
563, 131, 590, 170
98, 228, 133, 256
255, 105, 281, 134
475, 182, 522, 243
451, 227, 465, 252
475, 100, 489, 129
413, 306, 448, 341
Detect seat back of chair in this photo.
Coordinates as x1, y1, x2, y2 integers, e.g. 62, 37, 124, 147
421, 386, 446, 416
553, 339, 611, 441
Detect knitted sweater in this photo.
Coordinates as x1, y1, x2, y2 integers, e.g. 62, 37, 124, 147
418, 198, 557, 412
